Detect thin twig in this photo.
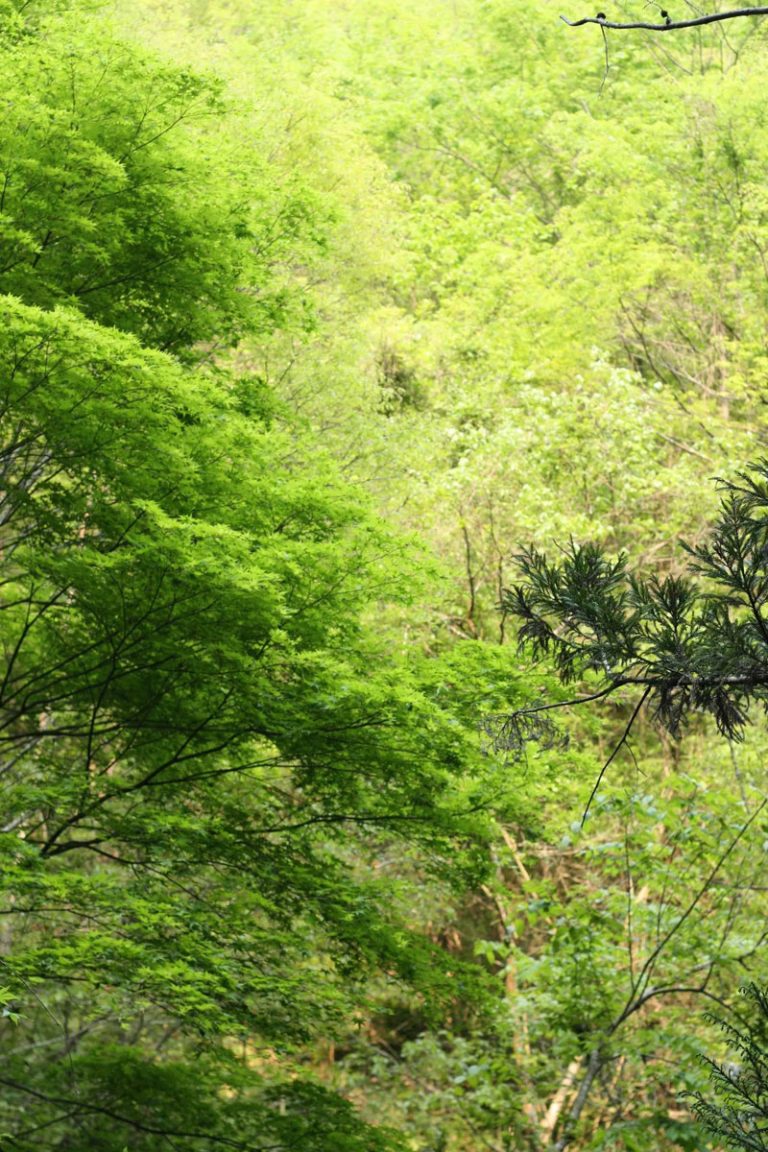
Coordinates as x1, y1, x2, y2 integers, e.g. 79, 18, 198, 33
582, 686, 651, 826
599, 23, 610, 91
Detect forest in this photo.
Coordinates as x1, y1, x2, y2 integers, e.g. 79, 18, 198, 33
2, 0, 768, 1147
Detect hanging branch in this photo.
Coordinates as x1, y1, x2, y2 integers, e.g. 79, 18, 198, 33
561, 7, 768, 31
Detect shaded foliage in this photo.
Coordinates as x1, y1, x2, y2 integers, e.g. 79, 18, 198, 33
505, 463, 768, 742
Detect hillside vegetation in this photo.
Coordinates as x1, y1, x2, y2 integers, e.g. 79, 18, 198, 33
1, 0, 768, 1149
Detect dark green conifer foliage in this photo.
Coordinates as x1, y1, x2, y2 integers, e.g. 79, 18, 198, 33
691, 985, 768, 1152
505, 462, 768, 745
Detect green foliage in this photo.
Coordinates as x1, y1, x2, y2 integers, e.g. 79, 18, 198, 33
0, 1044, 406, 1151
0, 6, 321, 355
0, 2, 507, 1147
5, 0, 768, 1148
691, 984, 768, 1152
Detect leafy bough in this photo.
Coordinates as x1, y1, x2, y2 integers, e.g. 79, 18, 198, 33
498, 461, 768, 820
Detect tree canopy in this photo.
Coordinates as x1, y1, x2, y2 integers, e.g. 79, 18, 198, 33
0, 3, 501, 1146
3, 0, 768, 1149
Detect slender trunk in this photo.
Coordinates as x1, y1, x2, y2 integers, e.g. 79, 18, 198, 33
551, 1048, 603, 1152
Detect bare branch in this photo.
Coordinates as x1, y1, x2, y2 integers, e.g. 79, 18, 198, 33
562, 7, 768, 30
582, 685, 651, 826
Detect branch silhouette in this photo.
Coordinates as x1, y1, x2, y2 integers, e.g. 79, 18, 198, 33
562, 7, 768, 29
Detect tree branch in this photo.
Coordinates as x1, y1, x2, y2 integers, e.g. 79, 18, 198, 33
562, 8, 768, 30
0, 1075, 278, 1150
582, 685, 651, 826
552, 1049, 604, 1152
